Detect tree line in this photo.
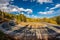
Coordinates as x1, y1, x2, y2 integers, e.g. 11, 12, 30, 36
0, 10, 60, 25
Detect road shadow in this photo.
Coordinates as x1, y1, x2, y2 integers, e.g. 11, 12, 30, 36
45, 27, 60, 40
53, 26, 60, 29
12, 25, 38, 40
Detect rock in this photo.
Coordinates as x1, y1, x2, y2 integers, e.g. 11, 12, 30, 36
9, 20, 16, 26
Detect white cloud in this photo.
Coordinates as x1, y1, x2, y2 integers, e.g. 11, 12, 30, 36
38, 10, 54, 14
11, 8, 18, 12
21, 12, 24, 14
0, 4, 18, 12
31, 15, 38, 18
23, 0, 53, 4
0, 0, 15, 12
25, 14, 38, 18
18, 8, 25, 12
0, 5, 33, 14
50, 4, 60, 10
37, 0, 53, 4
25, 9, 33, 14
0, 0, 33, 14
32, 15, 35, 17
18, 8, 33, 14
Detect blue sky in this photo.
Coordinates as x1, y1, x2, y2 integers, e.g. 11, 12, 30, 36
0, 0, 60, 18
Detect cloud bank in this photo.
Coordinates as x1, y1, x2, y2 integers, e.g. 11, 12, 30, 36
0, 0, 33, 14
38, 10, 54, 14
23, 0, 53, 4
50, 4, 60, 10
